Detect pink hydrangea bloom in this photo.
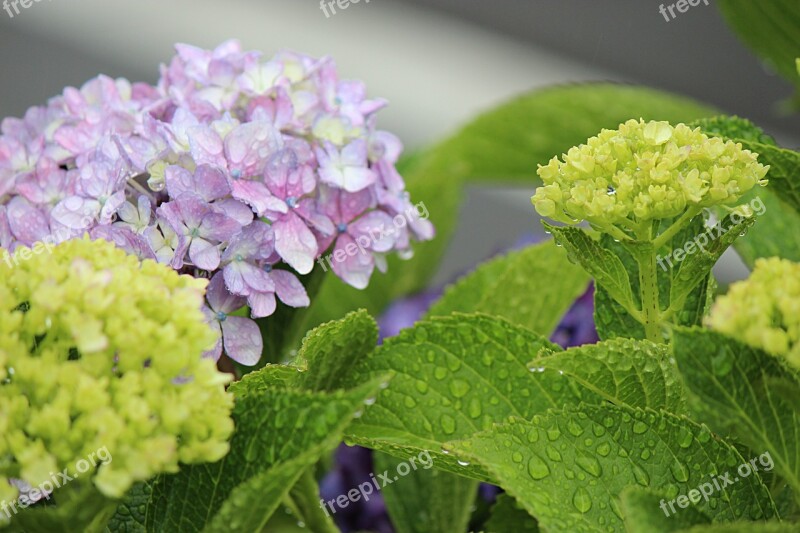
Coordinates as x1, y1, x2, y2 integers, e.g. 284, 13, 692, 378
0, 40, 433, 366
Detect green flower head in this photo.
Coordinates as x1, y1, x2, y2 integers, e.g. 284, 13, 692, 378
532, 119, 769, 229
0, 238, 234, 514
707, 257, 800, 367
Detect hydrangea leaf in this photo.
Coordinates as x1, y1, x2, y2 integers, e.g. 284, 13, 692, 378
341, 314, 689, 481
137, 379, 384, 532
448, 406, 778, 533
428, 240, 590, 335
718, 0, 800, 90
542, 224, 636, 318
484, 494, 540, 533
677, 523, 798, 533
530, 337, 688, 416
668, 213, 756, 313
672, 328, 800, 502
298, 84, 717, 345
297, 309, 379, 392
105, 482, 157, 532
373, 452, 476, 533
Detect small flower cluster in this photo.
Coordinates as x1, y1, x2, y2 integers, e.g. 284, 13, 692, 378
0, 41, 433, 365
0, 238, 233, 513
707, 257, 800, 367
532, 119, 769, 228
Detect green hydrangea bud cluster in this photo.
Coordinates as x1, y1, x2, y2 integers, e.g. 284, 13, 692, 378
707, 257, 800, 367
532, 119, 769, 229
0, 238, 234, 512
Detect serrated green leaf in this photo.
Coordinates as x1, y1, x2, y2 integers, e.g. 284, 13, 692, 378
297, 84, 717, 347
718, 0, 800, 89
450, 405, 778, 533
668, 213, 755, 312
375, 452, 476, 533
296, 309, 379, 393
672, 328, 800, 502
543, 225, 636, 318
342, 314, 691, 481
140, 379, 382, 532
428, 241, 590, 335
531, 337, 688, 415
483, 494, 539, 533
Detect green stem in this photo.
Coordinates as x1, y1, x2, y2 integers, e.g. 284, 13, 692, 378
284, 468, 340, 533
652, 207, 702, 250
636, 245, 662, 343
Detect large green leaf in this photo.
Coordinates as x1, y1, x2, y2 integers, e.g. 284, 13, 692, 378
718, 0, 800, 90
297, 84, 717, 343
620, 487, 710, 532
449, 406, 778, 532
428, 241, 590, 335
133, 379, 383, 532
672, 328, 800, 502
341, 314, 687, 480
484, 494, 540, 533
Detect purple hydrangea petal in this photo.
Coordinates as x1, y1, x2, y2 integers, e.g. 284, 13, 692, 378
273, 211, 318, 275
221, 316, 263, 366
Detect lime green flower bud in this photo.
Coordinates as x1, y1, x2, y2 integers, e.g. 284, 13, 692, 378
532, 119, 769, 232
707, 258, 800, 367
0, 238, 234, 517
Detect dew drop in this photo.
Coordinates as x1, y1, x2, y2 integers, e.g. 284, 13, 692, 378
572, 487, 593, 513
449, 379, 471, 398
670, 460, 690, 483
457, 459, 471, 467
527, 455, 551, 480
545, 445, 562, 462
576, 455, 602, 478
440, 414, 457, 435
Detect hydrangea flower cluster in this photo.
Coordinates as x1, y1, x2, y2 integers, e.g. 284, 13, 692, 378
532, 119, 769, 231
707, 257, 800, 367
0, 41, 434, 365
0, 238, 233, 516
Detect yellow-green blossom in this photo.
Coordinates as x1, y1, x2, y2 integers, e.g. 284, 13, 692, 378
0, 238, 234, 512
532, 119, 769, 229
707, 257, 800, 367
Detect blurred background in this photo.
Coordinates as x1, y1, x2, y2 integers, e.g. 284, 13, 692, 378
1, 0, 797, 283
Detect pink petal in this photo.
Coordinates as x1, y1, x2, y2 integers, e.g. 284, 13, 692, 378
274, 212, 318, 275
224, 121, 281, 178
188, 125, 226, 168
213, 198, 254, 227
195, 164, 231, 201
331, 233, 374, 290
248, 290, 277, 318
229, 179, 286, 217
207, 272, 247, 313
7, 197, 50, 245
189, 238, 221, 270
271, 269, 310, 308
350, 210, 396, 253
224, 261, 274, 296
221, 316, 263, 366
